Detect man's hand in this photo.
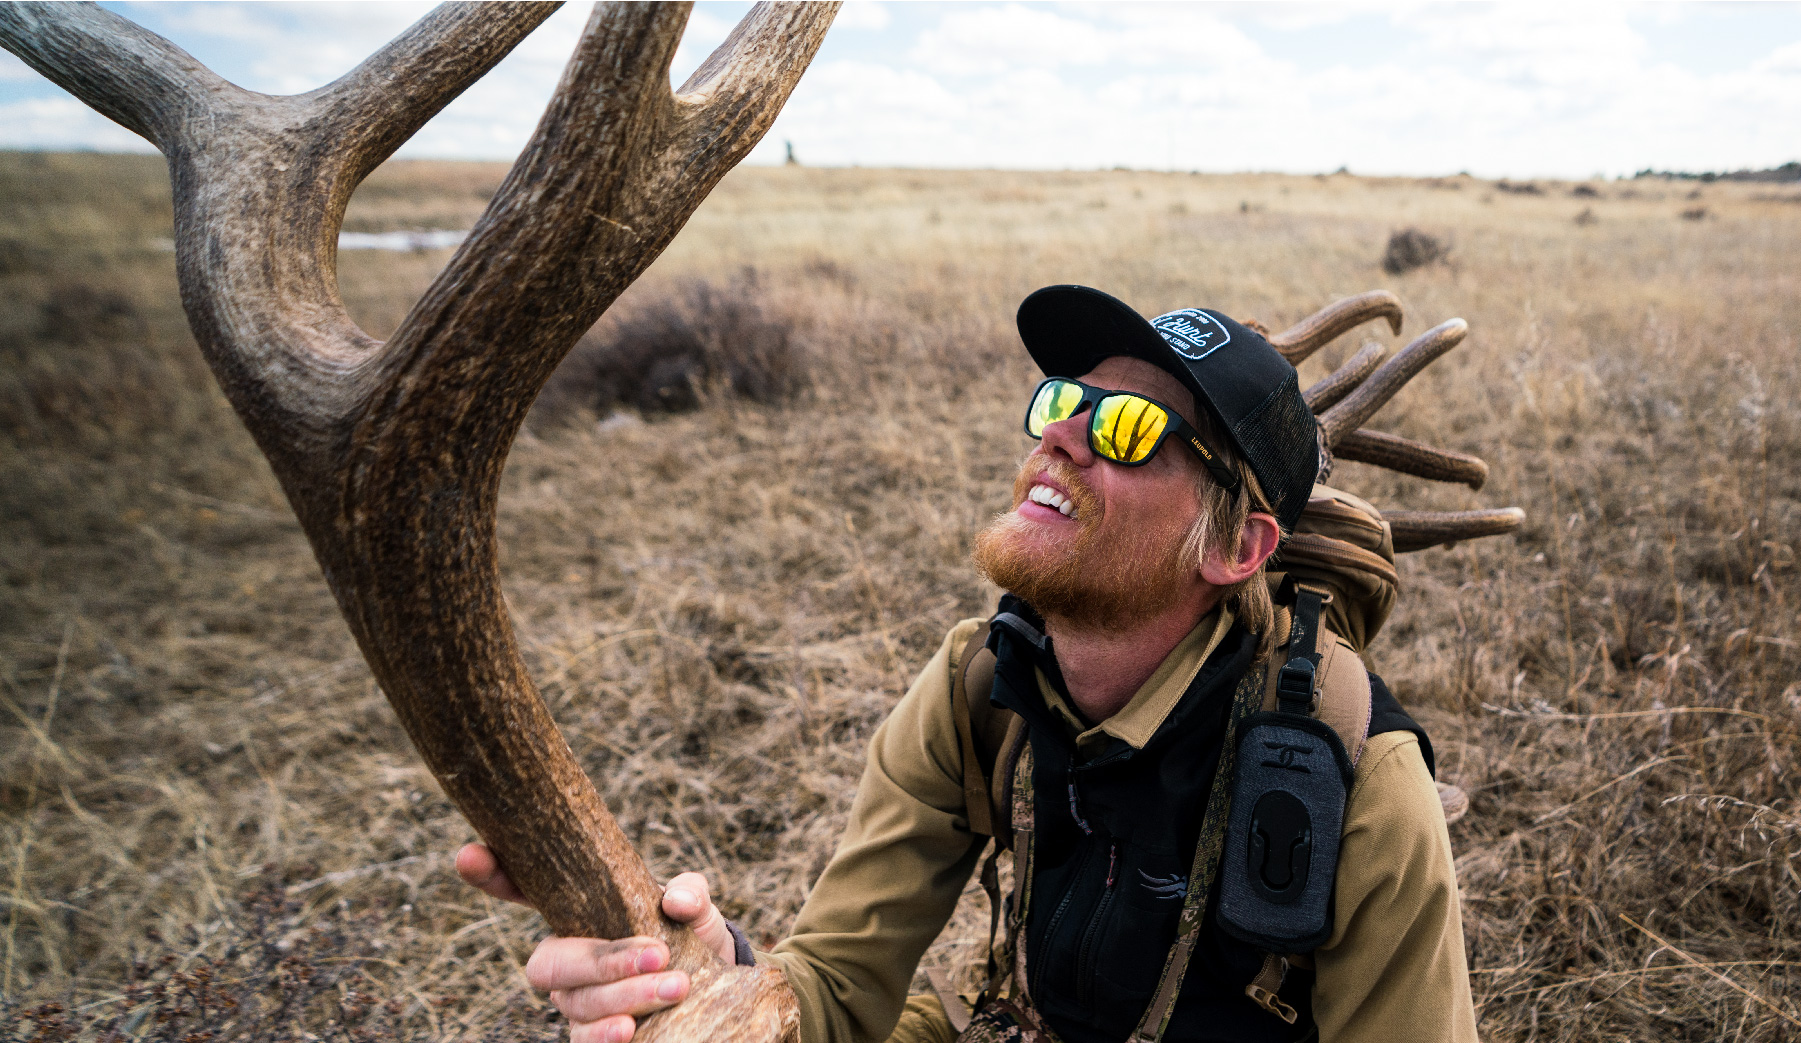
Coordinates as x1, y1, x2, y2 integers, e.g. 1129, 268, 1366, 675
456, 843, 740, 1042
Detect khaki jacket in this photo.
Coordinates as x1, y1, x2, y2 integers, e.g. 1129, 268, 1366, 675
758, 614, 1478, 1043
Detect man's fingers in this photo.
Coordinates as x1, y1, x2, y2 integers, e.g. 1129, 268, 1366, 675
454, 843, 529, 905
527, 936, 669, 992
660, 871, 712, 922
553, 971, 691, 1023
569, 1015, 637, 1043
661, 871, 738, 964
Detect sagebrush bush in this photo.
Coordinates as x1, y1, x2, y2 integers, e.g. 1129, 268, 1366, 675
1381, 227, 1448, 275
533, 274, 809, 425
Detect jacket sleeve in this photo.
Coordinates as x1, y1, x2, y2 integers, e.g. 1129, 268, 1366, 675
757, 619, 988, 1043
1311, 731, 1479, 1043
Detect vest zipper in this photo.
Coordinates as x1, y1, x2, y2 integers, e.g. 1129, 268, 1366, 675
1075, 841, 1121, 1008
1030, 841, 1095, 999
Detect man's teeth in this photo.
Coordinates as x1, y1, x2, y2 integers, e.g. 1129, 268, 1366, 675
1028, 483, 1077, 518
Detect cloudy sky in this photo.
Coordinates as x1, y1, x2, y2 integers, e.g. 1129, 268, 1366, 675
2, 2, 1796, 178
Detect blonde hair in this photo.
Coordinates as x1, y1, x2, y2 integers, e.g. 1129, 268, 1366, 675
1178, 416, 1282, 660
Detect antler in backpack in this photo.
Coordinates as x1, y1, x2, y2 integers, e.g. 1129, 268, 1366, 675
1269, 290, 1404, 365
1386, 508, 1527, 553
1333, 430, 1489, 490
1303, 340, 1386, 412
1316, 319, 1469, 447
1259, 293, 1524, 553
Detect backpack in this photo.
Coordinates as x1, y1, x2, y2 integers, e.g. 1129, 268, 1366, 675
937, 483, 1423, 1030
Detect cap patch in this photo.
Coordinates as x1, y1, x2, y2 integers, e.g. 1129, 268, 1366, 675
1152, 309, 1232, 361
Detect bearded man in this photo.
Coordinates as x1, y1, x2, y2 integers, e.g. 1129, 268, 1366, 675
458, 286, 1479, 1043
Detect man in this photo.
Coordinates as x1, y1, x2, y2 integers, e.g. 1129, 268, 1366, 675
459, 286, 1478, 1043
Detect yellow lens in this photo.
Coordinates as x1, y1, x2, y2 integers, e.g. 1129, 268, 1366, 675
1091, 394, 1169, 463
1027, 380, 1085, 436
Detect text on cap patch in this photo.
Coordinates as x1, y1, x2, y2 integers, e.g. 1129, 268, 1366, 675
1151, 309, 1232, 360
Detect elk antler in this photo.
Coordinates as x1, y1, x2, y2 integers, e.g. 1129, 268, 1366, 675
1334, 430, 1489, 490
1386, 508, 1527, 553
0, 2, 837, 1039
1261, 289, 1522, 552
1317, 318, 1468, 447
1303, 340, 1387, 411
1269, 289, 1405, 364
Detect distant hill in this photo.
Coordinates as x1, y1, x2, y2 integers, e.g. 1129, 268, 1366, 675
1632, 160, 1800, 183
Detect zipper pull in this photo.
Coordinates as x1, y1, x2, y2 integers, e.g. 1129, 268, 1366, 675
1066, 781, 1093, 836
1106, 842, 1119, 890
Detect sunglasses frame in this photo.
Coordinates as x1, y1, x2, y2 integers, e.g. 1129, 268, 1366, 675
1023, 377, 1243, 494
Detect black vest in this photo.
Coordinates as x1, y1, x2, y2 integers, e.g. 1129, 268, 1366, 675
985, 597, 1430, 1043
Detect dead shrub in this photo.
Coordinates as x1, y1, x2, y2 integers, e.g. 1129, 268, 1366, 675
1570, 184, 1601, 198
1574, 207, 1598, 226
1681, 206, 1710, 221
1495, 179, 1543, 195
1381, 227, 1448, 274
534, 274, 809, 425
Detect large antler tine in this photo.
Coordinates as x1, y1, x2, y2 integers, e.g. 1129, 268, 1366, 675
1386, 508, 1526, 553
1269, 289, 1404, 364
1334, 430, 1489, 490
315, 3, 562, 188
1318, 318, 1468, 446
1303, 340, 1386, 412
676, 2, 839, 109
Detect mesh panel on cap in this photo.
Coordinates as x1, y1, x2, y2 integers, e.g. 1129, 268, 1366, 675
1230, 371, 1318, 532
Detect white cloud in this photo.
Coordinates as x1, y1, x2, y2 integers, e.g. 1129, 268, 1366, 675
0, 97, 157, 151
0, 49, 40, 83
1753, 38, 1801, 75
2, 2, 1795, 176
835, 2, 893, 32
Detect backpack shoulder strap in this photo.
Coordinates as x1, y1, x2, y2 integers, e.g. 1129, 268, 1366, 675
1260, 598, 1373, 766
952, 623, 1016, 839
1312, 629, 1373, 767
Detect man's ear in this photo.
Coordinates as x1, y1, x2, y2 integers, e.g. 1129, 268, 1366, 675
1200, 512, 1282, 587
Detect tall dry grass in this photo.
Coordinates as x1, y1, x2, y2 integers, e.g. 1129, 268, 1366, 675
2, 152, 1798, 1040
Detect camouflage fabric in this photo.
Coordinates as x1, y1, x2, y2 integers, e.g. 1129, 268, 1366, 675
957, 997, 1061, 1043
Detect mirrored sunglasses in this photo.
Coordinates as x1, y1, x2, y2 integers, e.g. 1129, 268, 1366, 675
1024, 377, 1242, 494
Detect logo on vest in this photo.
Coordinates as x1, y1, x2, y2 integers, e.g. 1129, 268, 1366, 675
1138, 869, 1187, 900
1260, 741, 1313, 773
1151, 309, 1231, 360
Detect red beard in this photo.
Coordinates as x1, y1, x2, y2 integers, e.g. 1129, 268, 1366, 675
972, 457, 1192, 632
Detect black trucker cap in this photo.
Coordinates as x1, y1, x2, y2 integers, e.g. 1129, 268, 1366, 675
1016, 284, 1319, 534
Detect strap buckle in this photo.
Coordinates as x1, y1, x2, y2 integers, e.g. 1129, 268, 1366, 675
1276, 656, 1318, 716
1245, 954, 1299, 1024
1276, 581, 1331, 716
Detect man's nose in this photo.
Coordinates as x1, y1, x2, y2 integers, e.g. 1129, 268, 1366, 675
1039, 412, 1095, 466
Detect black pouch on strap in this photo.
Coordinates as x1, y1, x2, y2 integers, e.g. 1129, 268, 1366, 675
1216, 712, 1353, 952
1217, 585, 1355, 953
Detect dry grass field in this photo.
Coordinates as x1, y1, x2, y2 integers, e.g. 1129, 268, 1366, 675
2, 150, 1799, 1041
